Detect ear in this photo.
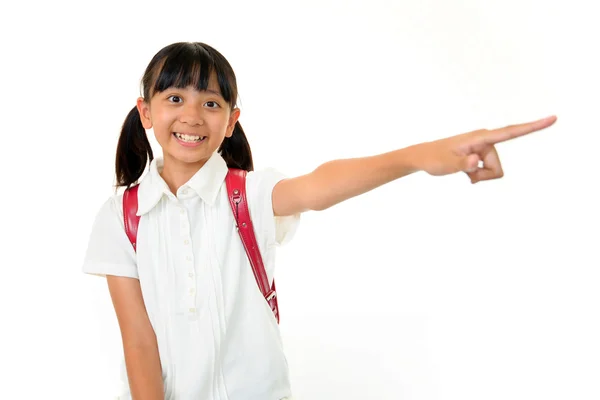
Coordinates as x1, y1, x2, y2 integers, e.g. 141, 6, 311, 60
225, 108, 241, 138
136, 97, 153, 129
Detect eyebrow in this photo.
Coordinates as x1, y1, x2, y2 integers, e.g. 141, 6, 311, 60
166, 87, 223, 97
204, 89, 223, 97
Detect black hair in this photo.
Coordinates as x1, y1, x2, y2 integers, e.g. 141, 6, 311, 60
115, 42, 253, 187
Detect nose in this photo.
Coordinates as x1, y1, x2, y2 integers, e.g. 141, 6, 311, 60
179, 104, 204, 126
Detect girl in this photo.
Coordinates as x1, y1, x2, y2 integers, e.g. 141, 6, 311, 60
83, 42, 556, 399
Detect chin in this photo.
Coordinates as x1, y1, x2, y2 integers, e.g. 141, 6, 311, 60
165, 148, 211, 166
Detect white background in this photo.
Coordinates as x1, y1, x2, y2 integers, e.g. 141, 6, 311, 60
1, 0, 598, 399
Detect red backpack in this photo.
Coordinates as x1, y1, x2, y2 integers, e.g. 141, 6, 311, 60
122, 168, 280, 323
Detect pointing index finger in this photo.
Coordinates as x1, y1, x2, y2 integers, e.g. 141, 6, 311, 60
484, 115, 557, 144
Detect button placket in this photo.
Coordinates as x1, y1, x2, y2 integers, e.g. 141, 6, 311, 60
179, 204, 196, 316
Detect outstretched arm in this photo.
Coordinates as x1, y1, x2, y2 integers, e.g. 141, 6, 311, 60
272, 115, 557, 216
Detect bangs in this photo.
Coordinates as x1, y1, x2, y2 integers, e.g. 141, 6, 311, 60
150, 43, 235, 104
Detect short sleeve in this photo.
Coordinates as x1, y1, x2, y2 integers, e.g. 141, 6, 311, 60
246, 168, 300, 247
82, 195, 138, 279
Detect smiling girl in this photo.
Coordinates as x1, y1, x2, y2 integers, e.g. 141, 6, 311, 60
83, 41, 556, 399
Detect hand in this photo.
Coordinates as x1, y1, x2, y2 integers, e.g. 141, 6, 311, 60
415, 115, 557, 183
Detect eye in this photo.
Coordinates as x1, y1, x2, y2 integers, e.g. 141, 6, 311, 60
167, 95, 182, 103
205, 101, 220, 108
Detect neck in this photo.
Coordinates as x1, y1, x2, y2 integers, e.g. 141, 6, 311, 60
160, 154, 208, 194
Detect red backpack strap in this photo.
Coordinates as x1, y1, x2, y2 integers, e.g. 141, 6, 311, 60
226, 169, 280, 324
123, 185, 140, 252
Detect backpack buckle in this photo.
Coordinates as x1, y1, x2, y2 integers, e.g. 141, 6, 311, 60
232, 188, 242, 204
266, 290, 277, 301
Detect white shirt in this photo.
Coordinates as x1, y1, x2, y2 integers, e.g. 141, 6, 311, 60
83, 151, 300, 400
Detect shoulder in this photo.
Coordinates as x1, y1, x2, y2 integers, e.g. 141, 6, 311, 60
244, 167, 300, 247
245, 167, 288, 198
83, 190, 138, 278
244, 167, 289, 209
87, 190, 129, 247
94, 191, 125, 227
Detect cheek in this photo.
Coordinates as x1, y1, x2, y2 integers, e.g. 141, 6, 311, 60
213, 115, 233, 132
152, 111, 176, 137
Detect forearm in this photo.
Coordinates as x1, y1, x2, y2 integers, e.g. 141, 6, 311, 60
124, 342, 165, 399
308, 144, 423, 211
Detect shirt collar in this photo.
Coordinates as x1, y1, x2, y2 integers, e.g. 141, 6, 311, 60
136, 151, 228, 216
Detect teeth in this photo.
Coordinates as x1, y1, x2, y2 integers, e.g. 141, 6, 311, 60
175, 133, 204, 142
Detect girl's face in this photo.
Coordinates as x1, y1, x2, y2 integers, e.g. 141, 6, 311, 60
137, 75, 240, 170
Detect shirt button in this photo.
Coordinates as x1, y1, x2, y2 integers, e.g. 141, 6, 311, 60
189, 288, 195, 294
184, 239, 189, 245
180, 209, 185, 215
189, 308, 196, 313
181, 188, 188, 195
189, 272, 194, 278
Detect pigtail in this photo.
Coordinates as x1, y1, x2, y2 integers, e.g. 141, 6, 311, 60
219, 121, 254, 172
115, 106, 154, 187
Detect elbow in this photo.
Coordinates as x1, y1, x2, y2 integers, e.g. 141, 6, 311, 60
305, 185, 337, 212
308, 197, 334, 212
311, 203, 330, 212
120, 321, 159, 351
123, 336, 158, 351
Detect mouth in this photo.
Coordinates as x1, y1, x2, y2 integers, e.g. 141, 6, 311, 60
173, 132, 207, 143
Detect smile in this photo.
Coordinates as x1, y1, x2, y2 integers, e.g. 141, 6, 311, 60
174, 132, 207, 143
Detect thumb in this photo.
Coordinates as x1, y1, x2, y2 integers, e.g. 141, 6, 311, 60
461, 153, 480, 173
